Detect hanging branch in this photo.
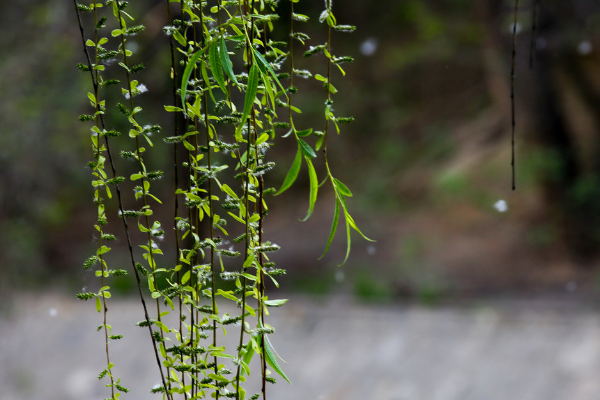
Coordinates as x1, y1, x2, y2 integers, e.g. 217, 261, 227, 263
529, 0, 541, 69
511, 0, 520, 191
74, 0, 367, 398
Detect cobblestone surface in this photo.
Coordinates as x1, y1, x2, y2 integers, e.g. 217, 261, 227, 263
2, 292, 600, 400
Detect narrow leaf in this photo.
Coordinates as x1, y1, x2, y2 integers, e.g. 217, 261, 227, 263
346, 211, 374, 242
241, 341, 255, 376
209, 40, 227, 94
301, 157, 318, 221
341, 210, 351, 265
252, 49, 285, 93
296, 128, 312, 137
319, 198, 340, 259
298, 138, 316, 158
276, 147, 302, 195
333, 178, 353, 197
220, 36, 238, 85
243, 64, 259, 124
264, 299, 288, 307
262, 336, 291, 384
181, 48, 204, 109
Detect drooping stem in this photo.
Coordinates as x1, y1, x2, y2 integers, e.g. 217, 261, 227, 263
165, 0, 188, 396
529, 0, 541, 69
511, 0, 519, 191
112, 2, 173, 398
198, 3, 220, 398
323, 0, 333, 161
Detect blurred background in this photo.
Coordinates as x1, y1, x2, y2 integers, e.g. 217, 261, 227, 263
5, 0, 600, 399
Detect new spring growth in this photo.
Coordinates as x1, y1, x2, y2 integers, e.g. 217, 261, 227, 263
72, 0, 367, 398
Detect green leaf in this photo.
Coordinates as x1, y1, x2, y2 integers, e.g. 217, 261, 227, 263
319, 198, 340, 259
301, 157, 318, 221
164, 105, 184, 112
220, 37, 238, 85
264, 299, 288, 307
256, 132, 269, 145
298, 138, 316, 158
182, 140, 195, 151
243, 64, 259, 123
173, 30, 186, 47
333, 178, 353, 197
243, 252, 255, 268
209, 40, 227, 94
276, 147, 302, 195
252, 48, 285, 93
346, 211, 374, 242
241, 341, 255, 376
96, 245, 111, 255
180, 48, 204, 110
96, 296, 102, 313
342, 209, 351, 265
296, 128, 312, 137
181, 270, 191, 285
220, 184, 238, 199
262, 336, 291, 384
216, 289, 239, 302
236, 63, 259, 137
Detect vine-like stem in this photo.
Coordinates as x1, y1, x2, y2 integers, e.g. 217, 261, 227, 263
73, 2, 168, 398
511, 0, 519, 191
288, 0, 295, 126
323, 0, 333, 160
75, 1, 363, 397
112, 2, 173, 398
234, 1, 254, 398
93, 2, 116, 397
198, 4, 220, 398
165, 0, 188, 396
529, 0, 541, 69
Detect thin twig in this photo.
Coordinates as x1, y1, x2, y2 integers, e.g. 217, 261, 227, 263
511, 0, 519, 191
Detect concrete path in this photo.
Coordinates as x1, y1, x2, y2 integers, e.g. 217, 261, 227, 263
2, 292, 600, 400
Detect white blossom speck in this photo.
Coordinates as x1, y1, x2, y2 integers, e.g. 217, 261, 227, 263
578, 40, 593, 55
494, 199, 508, 213
360, 38, 378, 57
367, 245, 376, 256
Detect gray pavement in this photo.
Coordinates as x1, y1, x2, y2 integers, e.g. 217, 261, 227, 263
2, 292, 600, 400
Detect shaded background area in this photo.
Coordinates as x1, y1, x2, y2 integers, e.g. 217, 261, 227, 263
4, 0, 600, 299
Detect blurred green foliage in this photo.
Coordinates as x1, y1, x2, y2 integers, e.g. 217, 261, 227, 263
6, 0, 600, 297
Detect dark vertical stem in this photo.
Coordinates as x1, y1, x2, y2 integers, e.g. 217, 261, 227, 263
235, 1, 253, 398
113, 2, 173, 398
198, 3, 220, 399
529, 0, 541, 69
323, 0, 332, 161
92, 2, 115, 398
191, 1, 201, 396
511, 0, 519, 190
72, 3, 171, 399
288, 1, 294, 126
165, 0, 187, 397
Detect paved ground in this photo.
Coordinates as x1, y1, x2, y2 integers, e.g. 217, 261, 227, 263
3, 292, 600, 400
